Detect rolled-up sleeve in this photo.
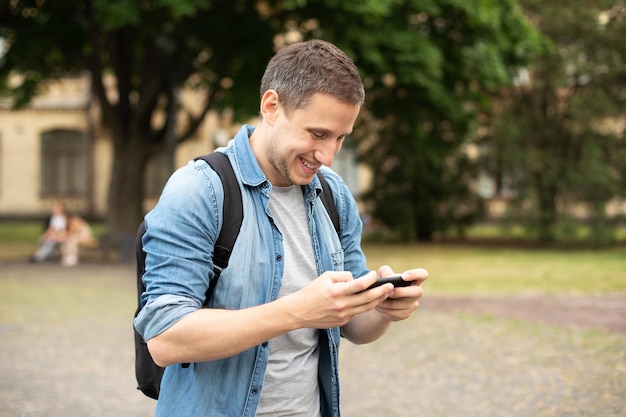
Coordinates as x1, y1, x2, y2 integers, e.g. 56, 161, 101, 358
135, 294, 200, 340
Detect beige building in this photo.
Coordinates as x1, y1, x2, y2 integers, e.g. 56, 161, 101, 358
0, 76, 366, 220
0, 76, 212, 219
0, 77, 97, 218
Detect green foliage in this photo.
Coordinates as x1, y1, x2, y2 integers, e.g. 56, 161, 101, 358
1, 0, 277, 236
0, 2, 87, 107
338, 0, 540, 241
241, 0, 540, 239
1, 0, 541, 242
487, 0, 626, 244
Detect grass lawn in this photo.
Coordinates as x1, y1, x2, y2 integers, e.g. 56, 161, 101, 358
1, 221, 625, 296
362, 243, 626, 295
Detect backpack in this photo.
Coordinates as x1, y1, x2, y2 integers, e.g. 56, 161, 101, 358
134, 151, 340, 400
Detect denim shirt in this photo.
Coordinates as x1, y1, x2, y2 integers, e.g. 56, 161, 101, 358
134, 125, 369, 417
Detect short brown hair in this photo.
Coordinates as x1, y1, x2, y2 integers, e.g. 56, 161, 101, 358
260, 39, 365, 113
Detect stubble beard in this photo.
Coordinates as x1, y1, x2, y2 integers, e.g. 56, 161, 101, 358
267, 136, 295, 186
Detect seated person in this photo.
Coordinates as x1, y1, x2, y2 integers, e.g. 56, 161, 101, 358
61, 214, 95, 266
32, 201, 67, 262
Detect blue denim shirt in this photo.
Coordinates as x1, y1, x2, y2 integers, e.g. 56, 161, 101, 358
134, 125, 369, 417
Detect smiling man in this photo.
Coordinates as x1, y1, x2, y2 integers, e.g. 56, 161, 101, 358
134, 39, 428, 417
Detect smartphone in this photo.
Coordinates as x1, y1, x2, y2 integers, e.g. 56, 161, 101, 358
358, 274, 411, 293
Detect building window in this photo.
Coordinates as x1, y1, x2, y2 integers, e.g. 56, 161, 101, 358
40, 129, 87, 196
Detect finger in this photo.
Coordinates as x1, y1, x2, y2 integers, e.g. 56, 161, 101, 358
407, 268, 428, 284
349, 271, 378, 294
377, 265, 395, 277
389, 284, 424, 299
376, 298, 421, 318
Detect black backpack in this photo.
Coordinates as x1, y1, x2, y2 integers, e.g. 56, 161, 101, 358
134, 151, 340, 400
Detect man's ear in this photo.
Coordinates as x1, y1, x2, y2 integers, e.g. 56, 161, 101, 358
260, 90, 280, 124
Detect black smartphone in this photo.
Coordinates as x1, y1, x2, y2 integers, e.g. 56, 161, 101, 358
358, 274, 411, 293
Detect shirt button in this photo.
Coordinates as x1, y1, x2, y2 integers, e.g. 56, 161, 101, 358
276, 254, 282, 261
251, 388, 259, 395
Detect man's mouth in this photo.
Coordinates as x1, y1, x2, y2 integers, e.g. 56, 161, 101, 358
299, 157, 320, 173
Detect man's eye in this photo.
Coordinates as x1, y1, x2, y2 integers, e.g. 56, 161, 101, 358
311, 131, 324, 138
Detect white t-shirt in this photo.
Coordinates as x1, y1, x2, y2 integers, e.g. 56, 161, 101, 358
256, 185, 321, 417
50, 214, 67, 232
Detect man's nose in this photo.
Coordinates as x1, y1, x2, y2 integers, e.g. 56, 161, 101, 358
315, 140, 342, 166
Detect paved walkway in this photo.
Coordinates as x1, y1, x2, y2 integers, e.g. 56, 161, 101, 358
1, 262, 624, 417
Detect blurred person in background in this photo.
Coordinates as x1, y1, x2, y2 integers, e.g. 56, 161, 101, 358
32, 200, 67, 262
61, 213, 95, 266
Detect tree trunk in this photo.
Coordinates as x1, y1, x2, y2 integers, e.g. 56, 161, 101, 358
536, 182, 558, 244
414, 197, 435, 242
107, 133, 148, 261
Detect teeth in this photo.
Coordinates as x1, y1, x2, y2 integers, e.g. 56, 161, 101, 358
301, 158, 318, 170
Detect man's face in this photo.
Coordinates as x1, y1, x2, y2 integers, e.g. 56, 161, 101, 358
259, 93, 360, 187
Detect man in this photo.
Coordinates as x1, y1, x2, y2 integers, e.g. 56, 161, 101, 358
134, 39, 428, 417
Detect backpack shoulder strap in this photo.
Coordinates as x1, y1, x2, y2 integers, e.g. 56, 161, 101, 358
194, 152, 243, 302
135, 221, 148, 307
316, 171, 340, 235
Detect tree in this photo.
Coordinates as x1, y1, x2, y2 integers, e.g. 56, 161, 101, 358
1, 0, 539, 243
280, 0, 539, 240
359, 0, 538, 241
487, 0, 626, 243
1, 0, 276, 240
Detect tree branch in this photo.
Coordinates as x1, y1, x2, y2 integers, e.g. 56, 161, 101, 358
178, 85, 221, 144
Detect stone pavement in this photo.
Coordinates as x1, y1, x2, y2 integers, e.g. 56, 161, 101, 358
1, 261, 624, 417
